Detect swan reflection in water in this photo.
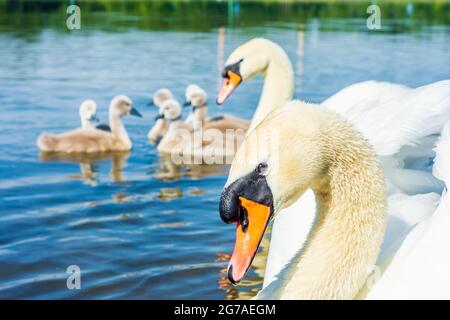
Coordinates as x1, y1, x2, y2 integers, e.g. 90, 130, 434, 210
153, 153, 266, 299
39, 151, 130, 185
217, 228, 270, 300
154, 153, 230, 181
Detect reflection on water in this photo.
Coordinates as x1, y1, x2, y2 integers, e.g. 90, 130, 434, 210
40, 151, 130, 185
0, 1, 449, 299
217, 227, 271, 300
155, 153, 229, 181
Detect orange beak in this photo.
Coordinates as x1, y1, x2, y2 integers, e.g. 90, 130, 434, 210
227, 196, 272, 284
217, 70, 242, 105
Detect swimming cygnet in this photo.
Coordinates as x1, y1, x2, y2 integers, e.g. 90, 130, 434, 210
37, 95, 142, 153
157, 98, 246, 164
147, 88, 174, 142
183, 84, 249, 132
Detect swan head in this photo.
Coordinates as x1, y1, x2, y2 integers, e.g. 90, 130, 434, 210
219, 101, 323, 283
184, 84, 207, 108
110, 95, 142, 118
79, 100, 99, 123
159, 99, 182, 121
148, 88, 173, 107
217, 38, 282, 104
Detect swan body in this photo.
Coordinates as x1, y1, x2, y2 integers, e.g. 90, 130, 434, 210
148, 88, 173, 142
220, 101, 387, 299
37, 95, 141, 153
321, 80, 411, 121
157, 99, 245, 163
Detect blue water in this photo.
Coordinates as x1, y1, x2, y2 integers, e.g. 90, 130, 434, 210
0, 8, 449, 299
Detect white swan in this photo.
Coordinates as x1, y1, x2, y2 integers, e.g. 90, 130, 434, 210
37, 95, 142, 153
220, 101, 450, 299
220, 101, 387, 299
157, 99, 246, 163
217, 37, 450, 288
184, 84, 249, 132
147, 88, 174, 142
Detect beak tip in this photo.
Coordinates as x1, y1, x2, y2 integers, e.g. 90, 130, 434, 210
227, 265, 239, 285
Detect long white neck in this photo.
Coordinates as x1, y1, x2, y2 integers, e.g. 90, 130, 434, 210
248, 50, 294, 133
193, 105, 207, 131
279, 121, 387, 299
109, 112, 132, 149
81, 117, 94, 130
149, 119, 166, 138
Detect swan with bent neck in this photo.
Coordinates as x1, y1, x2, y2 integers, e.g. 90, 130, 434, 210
219, 101, 387, 299
37, 95, 142, 153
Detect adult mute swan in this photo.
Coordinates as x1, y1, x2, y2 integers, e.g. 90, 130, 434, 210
37, 95, 142, 153
184, 84, 249, 132
157, 99, 245, 163
217, 37, 450, 288
148, 88, 174, 142
219, 101, 387, 299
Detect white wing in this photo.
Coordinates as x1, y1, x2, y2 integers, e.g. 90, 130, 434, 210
366, 119, 450, 299
322, 80, 410, 121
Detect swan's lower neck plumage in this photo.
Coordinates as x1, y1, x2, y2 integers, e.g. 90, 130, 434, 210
192, 105, 207, 130
110, 114, 131, 149
81, 119, 94, 130
278, 114, 387, 299
247, 51, 294, 134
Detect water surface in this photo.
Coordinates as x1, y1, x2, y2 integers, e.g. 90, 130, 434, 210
0, 1, 449, 299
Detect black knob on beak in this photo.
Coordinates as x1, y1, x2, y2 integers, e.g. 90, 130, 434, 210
219, 171, 273, 225
219, 184, 240, 224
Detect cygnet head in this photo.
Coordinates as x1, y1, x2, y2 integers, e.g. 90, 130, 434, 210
160, 99, 182, 121
149, 88, 173, 107
79, 100, 98, 122
184, 84, 207, 108
110, 95, 142, 118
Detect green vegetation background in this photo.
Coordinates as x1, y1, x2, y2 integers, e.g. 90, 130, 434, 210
0, 0, 448, 33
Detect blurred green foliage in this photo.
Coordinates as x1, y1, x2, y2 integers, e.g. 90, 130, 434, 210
0, 0, 448, 33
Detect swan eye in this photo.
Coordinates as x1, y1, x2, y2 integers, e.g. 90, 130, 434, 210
222, 58, 244, 78
256, 162, 269, 176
